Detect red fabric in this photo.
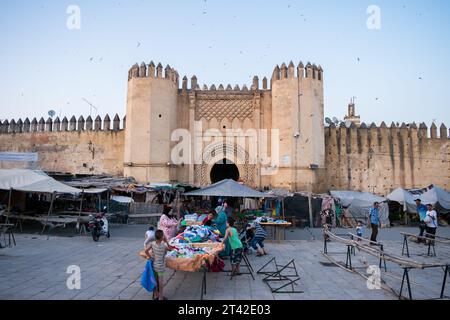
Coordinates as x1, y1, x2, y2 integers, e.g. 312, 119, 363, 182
209, 257, 225, 272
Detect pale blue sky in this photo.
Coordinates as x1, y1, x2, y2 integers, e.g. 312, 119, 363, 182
0, 0, 449, 126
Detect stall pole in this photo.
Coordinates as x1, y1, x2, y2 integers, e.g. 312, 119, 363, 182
41, 192, 56, 235
106, 190, 110, 214
98, 194, 101, 213
78, 190, 84, 219
282, 197, 285, 221
308, 192, 314, 228
5, 188, 12, 224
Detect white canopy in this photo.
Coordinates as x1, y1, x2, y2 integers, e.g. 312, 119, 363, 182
0, 169, 81, 194
387, 185, 450, 213
330, 190, 390, 225
111, 195, 134, 204
184, 179, 272, 198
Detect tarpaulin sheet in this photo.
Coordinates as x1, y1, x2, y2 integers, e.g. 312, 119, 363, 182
387, 185, 450, 213
0, 169, 81, 194
184, 179, 272, 198
330, 190, 390, 226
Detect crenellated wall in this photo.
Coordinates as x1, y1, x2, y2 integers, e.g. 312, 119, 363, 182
325, 122, 450, 195
0, 114, 125, 176
1, 59, 448, 195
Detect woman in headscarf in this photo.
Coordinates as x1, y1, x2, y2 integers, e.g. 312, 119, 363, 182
213, 201, 231, 258
158, 206, 180, 240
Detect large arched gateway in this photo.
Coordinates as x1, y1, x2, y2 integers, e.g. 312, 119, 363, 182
210, 159, 240, 183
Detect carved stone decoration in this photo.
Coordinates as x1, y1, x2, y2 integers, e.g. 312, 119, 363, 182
194, 141, 256, 187
196, 93, 254, 121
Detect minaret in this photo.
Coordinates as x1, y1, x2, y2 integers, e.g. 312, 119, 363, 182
344, 97, 361, 126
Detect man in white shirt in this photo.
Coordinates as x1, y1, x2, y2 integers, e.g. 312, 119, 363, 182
424, 204, 438, 242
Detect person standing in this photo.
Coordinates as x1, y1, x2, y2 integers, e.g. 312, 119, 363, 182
415, 199, 428, 243
222, 217, 244, 276
213, 203, 230, 258
158, 206, 179, 240
424, 204, 438, 242
368, 202, 381, 244
145, 230, 174, 300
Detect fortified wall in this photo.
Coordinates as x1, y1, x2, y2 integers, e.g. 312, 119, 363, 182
325, 122, 450, 195
124, 60, 325, 191
0, 115, 125, 176
0, 60, 449, 195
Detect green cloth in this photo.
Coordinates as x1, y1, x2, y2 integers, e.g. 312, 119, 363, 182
213, 211, 227, 237
213, 210, 230, 257
335, 204, 343, 218
228, 227, 243, 250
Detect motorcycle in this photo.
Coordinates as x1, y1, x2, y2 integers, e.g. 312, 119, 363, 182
88, 212, 110, 242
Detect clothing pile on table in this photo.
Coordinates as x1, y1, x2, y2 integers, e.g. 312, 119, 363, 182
170, 225, 221, 245
254, 217, 289, 224
166, 245, 218, 259
182, 213, 207, 226
165, 225, 224, 272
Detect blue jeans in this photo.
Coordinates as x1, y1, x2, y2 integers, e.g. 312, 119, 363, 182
250, 237, 265, 250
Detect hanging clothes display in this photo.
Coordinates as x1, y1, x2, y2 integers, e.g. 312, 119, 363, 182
321, 197, 337, 228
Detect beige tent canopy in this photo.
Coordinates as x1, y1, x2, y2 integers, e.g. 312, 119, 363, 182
0, 169, 106, 233
0, 169, 82, 194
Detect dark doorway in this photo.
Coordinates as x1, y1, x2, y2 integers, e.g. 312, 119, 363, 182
210, 159, 240, 183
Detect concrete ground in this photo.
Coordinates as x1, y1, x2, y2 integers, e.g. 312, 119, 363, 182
0, 225, 449, 300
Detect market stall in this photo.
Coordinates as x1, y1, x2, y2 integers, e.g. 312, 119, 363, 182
140, 224, 224, 299
0, 169, 83, 233
330, 190, 390, 227
184, 180, 291, 240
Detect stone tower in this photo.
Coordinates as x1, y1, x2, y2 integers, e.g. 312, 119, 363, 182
271, 61, 325, 192
124, 62, 180, 183
344, 97, 361, 126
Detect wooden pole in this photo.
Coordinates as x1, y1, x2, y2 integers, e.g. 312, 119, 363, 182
5, 188, 12, 224
78, 190, 84, 219
106, 189, 110, 214
42, 192, 55, 235
308, 192, 313, 228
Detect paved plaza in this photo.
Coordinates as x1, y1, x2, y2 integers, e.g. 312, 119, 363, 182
0, 226, 449, 300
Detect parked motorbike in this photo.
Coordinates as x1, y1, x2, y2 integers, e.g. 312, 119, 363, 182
88, 212, 110, 242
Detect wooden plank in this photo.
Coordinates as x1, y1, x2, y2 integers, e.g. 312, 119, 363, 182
400, 232, 450, 245
325, 231, 445, 269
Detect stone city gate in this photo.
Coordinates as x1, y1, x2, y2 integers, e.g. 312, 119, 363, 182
194, 141, 256, 187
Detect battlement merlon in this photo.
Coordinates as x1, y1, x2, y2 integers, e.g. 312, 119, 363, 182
271, 61, 323, 84
0, 114, 126, 134
128, 61, 180, 87
128, 60, 323, 92
325, 122, 450, 141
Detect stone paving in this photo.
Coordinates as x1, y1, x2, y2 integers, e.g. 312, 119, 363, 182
0, 226, 449, 300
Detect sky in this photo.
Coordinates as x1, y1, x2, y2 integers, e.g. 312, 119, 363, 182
0, 0, 449, 126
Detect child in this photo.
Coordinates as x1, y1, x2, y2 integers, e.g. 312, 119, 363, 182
248, 221, 268, 256
145, 229, 174, 300
144, 226, 155, 249
222, 217, 244, 276
356, 221, 364, 241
